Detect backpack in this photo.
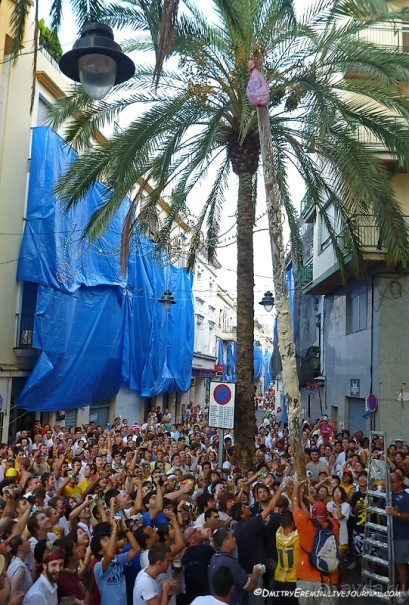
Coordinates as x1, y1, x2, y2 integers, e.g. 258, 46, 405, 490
307, 520, 339, 574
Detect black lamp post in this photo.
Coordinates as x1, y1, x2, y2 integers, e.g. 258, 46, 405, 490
158, 290, 176, 311
59, 22, 135, 100
258, 291, 275, 313
314, 375, 325, 416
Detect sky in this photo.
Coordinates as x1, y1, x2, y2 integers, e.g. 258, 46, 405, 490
37, 0, 311, 326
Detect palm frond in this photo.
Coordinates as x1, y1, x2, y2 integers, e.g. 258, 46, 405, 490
30, 0, 409, 285
10, 0, 31, 59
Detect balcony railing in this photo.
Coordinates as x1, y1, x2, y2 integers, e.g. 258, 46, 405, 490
300, 259, 313, 288
16, 313, 35, 348
336, 215, 409, 252
355, 215, 382, 248
357, 26, 409, 50
301, 197, 316, 221
355, 119, 404, 151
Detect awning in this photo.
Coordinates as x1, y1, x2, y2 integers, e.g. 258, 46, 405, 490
192, 368, 216, 378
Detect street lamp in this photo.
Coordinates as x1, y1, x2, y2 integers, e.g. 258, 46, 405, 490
258, 291, 275, 313
314, 375, 325, 416
59, 22, 135, 100
158, 290, 176, 311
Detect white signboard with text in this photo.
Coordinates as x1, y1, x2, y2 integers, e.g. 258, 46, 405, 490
209, 382, 235, 429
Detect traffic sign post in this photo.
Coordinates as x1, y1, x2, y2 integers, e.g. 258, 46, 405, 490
209, 382, 235, 429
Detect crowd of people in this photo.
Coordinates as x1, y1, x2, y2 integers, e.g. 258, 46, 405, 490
0, 401, 406, 605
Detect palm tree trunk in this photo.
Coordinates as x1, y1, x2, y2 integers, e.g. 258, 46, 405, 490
154, 0, 180, 86
257, 105, 306, 480
234, 171, 256, 469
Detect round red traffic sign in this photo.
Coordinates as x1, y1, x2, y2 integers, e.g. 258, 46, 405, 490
367, 393, 378, 413
213, 384, 232, 406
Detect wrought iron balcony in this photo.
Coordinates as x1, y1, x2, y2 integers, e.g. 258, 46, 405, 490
302, 215, 409, 294
301, 197, 316, 223
300, 259, 313, 288
337, 215, 409, 251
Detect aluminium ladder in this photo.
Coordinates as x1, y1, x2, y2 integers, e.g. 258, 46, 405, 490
361, 431, 395, 602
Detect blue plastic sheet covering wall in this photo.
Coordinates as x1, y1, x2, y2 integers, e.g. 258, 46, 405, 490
271, 318, 282, 380
217, 340, 261, 382
263, 349, 272, 387
253, 345, 263, 380
16, 127, 194, 411
226, 342, 236, 383
217, 340, 228, 381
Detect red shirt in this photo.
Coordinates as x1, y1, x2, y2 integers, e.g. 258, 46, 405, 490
58, 569, 85, 600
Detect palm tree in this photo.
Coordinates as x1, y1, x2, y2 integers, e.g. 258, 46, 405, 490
43, 0, 409, 469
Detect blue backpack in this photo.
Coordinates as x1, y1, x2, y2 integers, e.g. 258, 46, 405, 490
308, 521, 339, 573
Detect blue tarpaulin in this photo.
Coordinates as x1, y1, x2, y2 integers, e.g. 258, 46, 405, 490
253, 344, 263, 380
226, 342, 236, 383
217, 340, 228, 382
263, 349, 272, 388
16, 127, 194, 411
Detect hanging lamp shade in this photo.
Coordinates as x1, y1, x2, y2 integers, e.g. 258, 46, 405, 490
259, 291, 275, 313
59, 22, 135, 99
158, 290, 176, 311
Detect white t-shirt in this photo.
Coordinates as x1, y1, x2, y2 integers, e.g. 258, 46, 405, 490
139, 553, 176, 605
336, 451, 347, 473
193, 513, 205, 527
191, 597, 225, 605
7, 556, 33, 593
133, 569, 161, 605
326, 501, 350, 546
29, 533, 57, 554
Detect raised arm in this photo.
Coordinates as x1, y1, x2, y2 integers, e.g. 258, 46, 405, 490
57, 474, 72, 497
11, 507, 31, 537
149, 482, 163, 520
163, 511, 184, 556
102, 520, 118, 572
69, 495, 93, 522
261, 483, 284, 521
129, 479, 143, 515
118, 518, 140, 562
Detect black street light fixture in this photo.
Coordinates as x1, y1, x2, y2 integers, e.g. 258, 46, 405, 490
314, 375, 325, 416
59, 22, 135, 100
158, 290, 176, 311
258, 291, 275, 313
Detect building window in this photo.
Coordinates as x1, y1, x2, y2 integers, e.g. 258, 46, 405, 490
349, 289, 367, 333
16, 281, 38, 348
37, 96, 51, 126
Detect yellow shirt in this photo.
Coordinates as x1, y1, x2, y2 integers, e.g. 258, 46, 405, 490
78, 479, 91, 495
275, 527, 300, 583
340, 482, 354, 495
63, 485, 82, 498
